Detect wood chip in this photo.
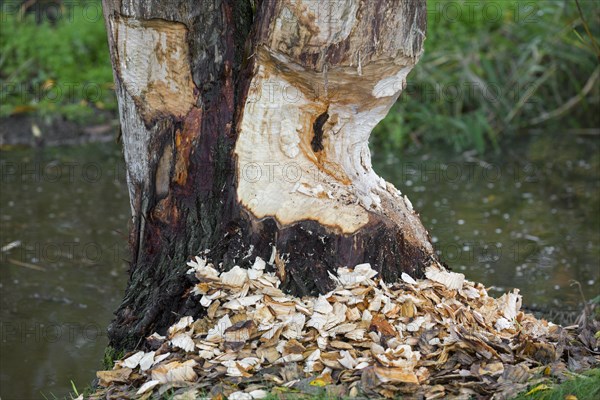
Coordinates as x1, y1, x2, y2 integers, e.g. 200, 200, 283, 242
91, 257, 593, 399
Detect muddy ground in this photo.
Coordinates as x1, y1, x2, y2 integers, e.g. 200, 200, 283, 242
0, 113, 119, 148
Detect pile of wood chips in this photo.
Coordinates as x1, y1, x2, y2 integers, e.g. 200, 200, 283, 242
91, 256, 599, 399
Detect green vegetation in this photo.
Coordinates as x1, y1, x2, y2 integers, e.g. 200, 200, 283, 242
0, 0, 115, 122
39, 347, 121, 399
102, 346, 124, 370
41, 382, 93, 400
512, 368, 600, 400
1, 0, 598, 152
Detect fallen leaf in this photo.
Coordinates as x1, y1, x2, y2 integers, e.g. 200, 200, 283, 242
525, 384, 550, 395
425, 266, 465, 290
151, 360, 197, 383
122, 351, 145, 369
136, 380, 160, 395
96, 368, 132, 386
374, 366, 419, 384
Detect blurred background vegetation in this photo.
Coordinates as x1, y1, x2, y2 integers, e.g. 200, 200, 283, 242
376, 0, 600, 152
0, 0, 599, 152
0, 0, 116, 123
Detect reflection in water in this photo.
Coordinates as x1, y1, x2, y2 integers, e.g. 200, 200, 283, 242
0, 134, 598, 398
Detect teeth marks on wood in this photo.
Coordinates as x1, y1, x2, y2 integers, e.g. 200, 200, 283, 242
311, 110, 329, 152
112, 16, 197, 126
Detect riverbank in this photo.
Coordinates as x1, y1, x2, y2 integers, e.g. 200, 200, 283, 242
0, 113, 119, 148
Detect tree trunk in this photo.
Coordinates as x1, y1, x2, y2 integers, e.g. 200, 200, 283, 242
103, 0, 434, 351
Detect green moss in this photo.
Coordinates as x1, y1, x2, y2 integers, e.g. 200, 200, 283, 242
102, 346, 124, 370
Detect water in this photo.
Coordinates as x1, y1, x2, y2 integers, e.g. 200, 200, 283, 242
0, 144, 130, 399
1, 134, 598, 399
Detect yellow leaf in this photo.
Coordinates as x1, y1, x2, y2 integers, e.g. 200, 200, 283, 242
42, 79, 55, 90
564, 395, 577, 400
543, 366, 552, 376
526, 384, 550, 396
310, 378, 328, 387
11, 105, 36, 114
374, 366, 419, 384
151, 360, 197, 383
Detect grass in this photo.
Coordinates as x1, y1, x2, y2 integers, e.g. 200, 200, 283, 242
1, 0, 599, 153
512, 368, 600, 400
41, 382, 94, 400
38, 346, 122, 400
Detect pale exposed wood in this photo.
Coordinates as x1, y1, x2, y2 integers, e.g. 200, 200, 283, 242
114, 17, 197, 124
235, 0, 432, 252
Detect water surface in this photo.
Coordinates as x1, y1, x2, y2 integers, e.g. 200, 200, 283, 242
1, 144, 129, 399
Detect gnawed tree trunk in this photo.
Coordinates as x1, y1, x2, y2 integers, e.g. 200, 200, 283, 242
103, 0, 434, 351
